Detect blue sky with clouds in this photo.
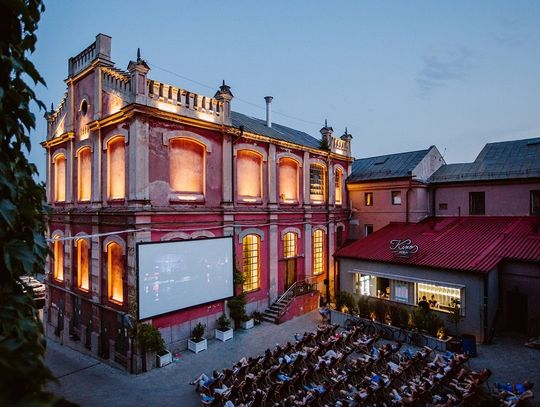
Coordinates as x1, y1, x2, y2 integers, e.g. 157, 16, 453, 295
29, 1, 540, 180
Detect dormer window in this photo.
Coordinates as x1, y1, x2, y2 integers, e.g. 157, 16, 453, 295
237, 150, 263, 202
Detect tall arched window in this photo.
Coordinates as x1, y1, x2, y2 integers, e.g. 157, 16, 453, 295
237, 150, 262, 201
169, 138, 205, 196
279, 158, 299, 203
54, 154, 66, 202
313, 229, 325, 276
107, 242, 124, 303
283, 232, 297, 258
242, 234, 260, 292
107, 137, 125, 200
310, 165, 326, 203
335, 168, 343, 205
78, 147, 92, 201
53, 236, 64, 281
77, 238, 90, 291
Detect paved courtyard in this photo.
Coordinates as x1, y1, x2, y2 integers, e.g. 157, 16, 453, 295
45, 311, 540, 406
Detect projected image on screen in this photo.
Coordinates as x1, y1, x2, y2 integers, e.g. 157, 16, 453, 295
137, 237, 234, 320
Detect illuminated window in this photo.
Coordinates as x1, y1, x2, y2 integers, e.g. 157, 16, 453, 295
107, 242, 124, 303
107, 137, 125, 200
242, 234, 260, 292
365, 192, 373, 206
417, 283, 462, 314
53, 236, 64, 281
237, 150, 262, 201
169, 139, 205, 195
78, 147, 92, 201
354, 274, 375, 296
283, 232, 297, 258
279, 158, 298, 203
335, 169, 343, 205
310, 165, 325, 203
77, 238, 90, 291
392, 191, 401, 205
313, 229, 325, 275
54, 154, 66, 202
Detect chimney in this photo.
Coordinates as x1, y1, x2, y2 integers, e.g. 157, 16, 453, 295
264, 96, 273, 127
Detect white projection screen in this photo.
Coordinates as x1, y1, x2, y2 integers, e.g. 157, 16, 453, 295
137, 237, 234, 320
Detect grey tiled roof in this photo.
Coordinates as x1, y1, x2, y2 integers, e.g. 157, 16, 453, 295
231, 111, 321, 149
429, 137, 540, 183
348, 148, 431, 182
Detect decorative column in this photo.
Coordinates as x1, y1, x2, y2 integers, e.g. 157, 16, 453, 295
269, 215, 279, 302
128, 118, 149, 203
304, 215, 312, 277
268, 144, 277, 207
303, 151, 310, 206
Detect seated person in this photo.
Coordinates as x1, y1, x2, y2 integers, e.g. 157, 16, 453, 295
190, 370, 221, 392
429, 295, 439, 308
495, 381, 533, 395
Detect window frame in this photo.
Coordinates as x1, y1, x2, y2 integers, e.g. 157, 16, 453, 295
242, 234, 260, 292
364, 224, 374, 237
283, 232, 298, 259
469, 191, 485, 215
531, 190, 540, 216
309, 164, 326, 204
53, 236, 64, 281
53, 153, 67, 203
237, 150, 264, 203
169, 137, 206, 202
335, 168, 343, 206
107, 241, 124, 304
391, 190, 402, 205
364, 192, 373, 206
76, 238, 90, 291
313, 229, 325, 276
278, 157, 299, 204
106, 136, 126, 201
77, 147, 92, 202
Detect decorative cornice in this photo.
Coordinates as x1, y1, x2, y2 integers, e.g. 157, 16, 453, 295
41, 132, 75, 148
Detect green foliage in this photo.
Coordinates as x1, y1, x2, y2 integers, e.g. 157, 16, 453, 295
251, 310, 263, 324
336, 291, 357, 313
372, 299, 388, 322
388, 305, 412, 328
135, 323, 165, 353
228, 293, 247, 327
411, 308, 445, 336
216, 314, 231, 331
191, 323, 205, 342
0, 1, 72, 405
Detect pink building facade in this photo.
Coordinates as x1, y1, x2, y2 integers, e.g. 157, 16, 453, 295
43, 34, 353, 368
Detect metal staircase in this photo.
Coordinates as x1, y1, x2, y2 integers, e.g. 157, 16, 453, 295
263, 277, 318, 324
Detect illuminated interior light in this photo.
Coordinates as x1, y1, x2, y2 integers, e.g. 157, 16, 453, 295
178, 195, 198, 201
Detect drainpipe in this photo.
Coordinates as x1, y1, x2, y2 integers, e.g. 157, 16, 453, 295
405, 172, 412, 224
483, 274, 489, 343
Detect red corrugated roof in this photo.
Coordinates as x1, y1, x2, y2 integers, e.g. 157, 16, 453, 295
335, 217, 540, 273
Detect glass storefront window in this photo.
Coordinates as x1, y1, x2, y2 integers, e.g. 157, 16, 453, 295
354, 274, 376, 296
417, 282, 461, 313
394, 280, 409, 303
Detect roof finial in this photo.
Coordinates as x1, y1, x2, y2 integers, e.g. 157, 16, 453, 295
137, 48, 141, 62
325, 119, 328, 128
50, 103, 54, 113
345, 127, 348, 134
222, 79, 225, 87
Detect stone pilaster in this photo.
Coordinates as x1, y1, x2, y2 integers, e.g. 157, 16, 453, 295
268, 144, 277, 205
269, 215, 279, 302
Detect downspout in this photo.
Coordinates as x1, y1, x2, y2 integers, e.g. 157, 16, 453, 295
405, 172, 412, 224
483, 274, 489, 343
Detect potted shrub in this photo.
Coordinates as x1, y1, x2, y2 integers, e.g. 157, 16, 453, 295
357, 295, 370, 318
135, 323, 169, 371
188, 322, 207, 353
215, 314, 233, 342
252, 310, 263, 325
228, 293, 247, 329
240, 312, 254, 330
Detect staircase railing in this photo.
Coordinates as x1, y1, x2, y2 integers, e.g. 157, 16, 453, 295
273, 276, 319, 320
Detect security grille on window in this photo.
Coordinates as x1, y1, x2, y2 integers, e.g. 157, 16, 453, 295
531, 190, 540, 215
392, 191, 402, 205
313, 230, 324, 275
469, 192, 485, 215
242, 234, 260, 292
365, 192, 373, 206
310, 165, 325, 203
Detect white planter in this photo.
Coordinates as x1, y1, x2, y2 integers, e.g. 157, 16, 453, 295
156, 350, 172, 367
215, 328, 233, 341
240, 318, 254, 330
188, 338, 207, 354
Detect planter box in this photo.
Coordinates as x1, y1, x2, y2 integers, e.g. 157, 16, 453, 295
156, 350, 172, 367
240, 318, 254, 330
188, 338, 207, 354
215, 328, 233, 342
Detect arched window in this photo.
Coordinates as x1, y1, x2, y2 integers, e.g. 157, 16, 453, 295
313, 229, 325, 275
335, 168, 343, 205
242, 234, 260, 292
107, 242, 124, 303
77, 238, 90, 291
53, 236, 64, 281
169, 138, 205, 196
283, 232, 297, 258
78, 147, 92, 201
279, 158, 299, 203
107, 137, 125, 200
310, 165, 326, 203
54, 154, 66, 202
237, 150, 262, 201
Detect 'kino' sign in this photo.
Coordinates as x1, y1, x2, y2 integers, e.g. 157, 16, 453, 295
390, 239, 419, 258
